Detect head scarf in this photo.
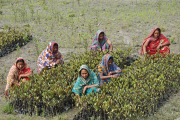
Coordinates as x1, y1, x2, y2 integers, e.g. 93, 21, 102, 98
90, 30, 109, 50
72, 65, 99, 96
79, 65, 91, 84
140, 27, 170, 55
5, 57, 31, 91
37, 41, 63, 74
14, 57, 29, 75
99, 54, 116, 75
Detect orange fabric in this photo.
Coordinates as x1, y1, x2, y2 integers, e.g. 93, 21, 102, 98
140, 27, 170, 55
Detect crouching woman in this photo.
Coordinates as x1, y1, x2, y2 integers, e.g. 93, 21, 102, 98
72, 65, 99, 104
5, 57, 33, 96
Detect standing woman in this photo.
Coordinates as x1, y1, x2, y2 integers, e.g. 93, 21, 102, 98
140, 27, 170, 55
90, 30, 113, 52
72, 65, 99, 104
37, 41, 64, 74
98, 54, 121, 86
5, 57, 33, 96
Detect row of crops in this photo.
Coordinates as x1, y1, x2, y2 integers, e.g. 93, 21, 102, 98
0, 27, 32, 57
8, 49, 180, 119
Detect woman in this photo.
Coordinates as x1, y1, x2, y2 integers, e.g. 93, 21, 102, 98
98, 54, 121, 86
37, 41, 64, 74
72, 65, 99, 104
140, 27, 170, 55
5, 57, 33, 96
90, 30, 113, 52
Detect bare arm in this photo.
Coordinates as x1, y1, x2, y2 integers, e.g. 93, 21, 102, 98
106, 39, 113, 51
100, 74, 112, 80
86, 85, 98, 88
161, 41, 170, 47
110, 70, 122, 74
157, 41, 171, 50
12, 81, 20, 86
99, 73, 117, 80
19, 71, 33, 80
143, 40, 150, 54
20, 71, 33, 78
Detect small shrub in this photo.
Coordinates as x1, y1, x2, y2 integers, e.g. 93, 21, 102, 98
69, 13, 75, 17
8, 49, 133, 116
1, 102, 16, 114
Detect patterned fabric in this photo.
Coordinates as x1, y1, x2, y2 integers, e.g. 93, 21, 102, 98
140, 27, 170, 55
98, 54, 121, 85
90, 30, 110, 51
37, 41, 64, 74
5, 57, 31, 91
72, 65, 99, 96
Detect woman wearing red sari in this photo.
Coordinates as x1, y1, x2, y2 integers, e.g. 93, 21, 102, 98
5, 57, 33, 96
140, 27, 170, 55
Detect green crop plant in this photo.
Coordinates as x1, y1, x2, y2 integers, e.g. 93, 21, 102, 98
0, 27, 32, 57
8, 48, 133, 116
74, 53, 180, 119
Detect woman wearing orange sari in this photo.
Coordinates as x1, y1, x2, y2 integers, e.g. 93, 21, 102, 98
140, 27, 170, 55
5, 57, 33, 96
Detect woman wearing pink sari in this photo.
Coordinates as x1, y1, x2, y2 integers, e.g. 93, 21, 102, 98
5, 57, 33, 96
140, 27, 170, 55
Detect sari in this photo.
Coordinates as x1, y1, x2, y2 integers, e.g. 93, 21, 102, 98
5, 57, 32, 92
98, 54, 121, 86
72, 65, 99, 96
90, 30, 110, 51
37, 41, 64, 74
140, 27, 170, 55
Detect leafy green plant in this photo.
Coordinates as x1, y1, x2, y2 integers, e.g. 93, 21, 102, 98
0, 27, 32, 57
8, 48, 133, 116
69, 13, 75, 17
1, 102, 16, 114
74, 53, 180, 119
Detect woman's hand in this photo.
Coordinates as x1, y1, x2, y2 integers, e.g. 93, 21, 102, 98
83, 86, 89, 94
108, 72, 112, 76
156, 43, 162, 50
111, 75, 117, 78
17, 82, 20, 86
18, 75, 22, 80
55, 59, 61, 65
5, 90, 8, 96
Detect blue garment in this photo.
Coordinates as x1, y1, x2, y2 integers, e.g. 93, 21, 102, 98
98, 54, 121, 86
72, 65, 99, 96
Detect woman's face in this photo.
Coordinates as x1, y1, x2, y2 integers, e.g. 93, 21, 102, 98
108, 58, 113, 67
81, 69, 89, 79
53, 45, 58, 53
17, 62, 25, 70
99, 33, 104, 41
154, 30, 160, 39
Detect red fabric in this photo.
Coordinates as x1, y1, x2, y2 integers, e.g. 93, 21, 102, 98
14, 57, 31, 80
140, 27, 170, 55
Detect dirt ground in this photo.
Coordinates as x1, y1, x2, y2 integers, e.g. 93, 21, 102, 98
0, 0, 180, 119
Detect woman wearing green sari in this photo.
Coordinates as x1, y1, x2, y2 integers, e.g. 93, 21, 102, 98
72, 65, 99, 103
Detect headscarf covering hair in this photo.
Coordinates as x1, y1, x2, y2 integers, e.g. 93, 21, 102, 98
99, 54, 116, 75
72, 65, 99, 96
37, 41, 64, 74
5, 57, 31, 92
140, 27, 170, 55
90, 30, 110, 51
79, 65, 91, 85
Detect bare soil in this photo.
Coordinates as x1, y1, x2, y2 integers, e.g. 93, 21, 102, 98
0, 0, 180, 119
